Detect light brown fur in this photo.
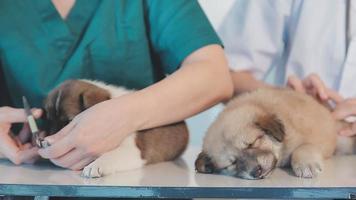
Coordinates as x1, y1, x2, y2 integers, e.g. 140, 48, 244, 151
196, 88, 352, 179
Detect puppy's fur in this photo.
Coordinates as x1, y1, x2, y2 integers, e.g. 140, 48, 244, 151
44, 80, 189, 178
196, 88, 354, 179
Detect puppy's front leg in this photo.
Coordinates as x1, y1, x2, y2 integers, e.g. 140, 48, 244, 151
291, 144, 324, 178
82, 134, 146, 178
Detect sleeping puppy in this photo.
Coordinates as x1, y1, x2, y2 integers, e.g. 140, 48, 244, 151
195, 88, 354, 179
44, 80, 189, 178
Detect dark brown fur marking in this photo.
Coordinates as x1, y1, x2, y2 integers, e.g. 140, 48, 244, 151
195, 152, 215, 173
255, 114, 285, 142
135, 122, 189, 164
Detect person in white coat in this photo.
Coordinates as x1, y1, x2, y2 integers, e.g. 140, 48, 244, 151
217, 0, 356, 136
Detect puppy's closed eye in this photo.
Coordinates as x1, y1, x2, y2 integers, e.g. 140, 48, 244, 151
79, 92, 85, 111
245, 135, 263, 149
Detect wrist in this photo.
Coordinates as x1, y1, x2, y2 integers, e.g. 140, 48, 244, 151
109, 92, 147, 132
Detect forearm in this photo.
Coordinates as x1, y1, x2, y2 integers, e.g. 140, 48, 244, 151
111, 45, 233, 131
231, 70, 273, 95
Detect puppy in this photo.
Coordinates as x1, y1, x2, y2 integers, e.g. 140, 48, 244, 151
44, 80, 189, 178
195, 88, 354, 179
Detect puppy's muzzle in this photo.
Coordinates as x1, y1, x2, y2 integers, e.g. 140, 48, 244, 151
234, 149, 277, 180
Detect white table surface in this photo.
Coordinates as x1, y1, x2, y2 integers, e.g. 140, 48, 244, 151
1, 147, 356, 199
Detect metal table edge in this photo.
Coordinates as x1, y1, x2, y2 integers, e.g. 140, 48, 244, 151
1, 184, 356, 199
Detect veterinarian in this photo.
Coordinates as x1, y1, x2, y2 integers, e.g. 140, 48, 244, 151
217, 0, 356, 136
0, 0, 233, 168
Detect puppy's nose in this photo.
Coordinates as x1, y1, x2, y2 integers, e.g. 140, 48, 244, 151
250, 165, 263, 178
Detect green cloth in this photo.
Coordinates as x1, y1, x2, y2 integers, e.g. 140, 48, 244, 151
0, 0, 221, 108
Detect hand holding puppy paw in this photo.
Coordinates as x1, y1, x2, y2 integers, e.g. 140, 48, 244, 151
0, 106, 42, 164
38, 98, 136, 170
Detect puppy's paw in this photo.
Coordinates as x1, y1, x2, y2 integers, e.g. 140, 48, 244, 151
82, 162, 104, 178
291, 144, 325, 178
291, 160, 323, 178
81, 160, 115, 178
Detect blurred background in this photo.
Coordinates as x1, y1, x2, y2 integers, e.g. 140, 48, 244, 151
186, 0, 233, 147
188, 0, 275, 146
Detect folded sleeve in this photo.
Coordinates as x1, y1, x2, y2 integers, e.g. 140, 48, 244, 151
218, 0, 291, 80
145, 0, 222, 74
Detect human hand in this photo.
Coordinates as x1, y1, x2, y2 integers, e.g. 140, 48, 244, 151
0, 106, 42, 164
38, 98, 135, 170
287, 74, 343, 104
332, 98, 356, 137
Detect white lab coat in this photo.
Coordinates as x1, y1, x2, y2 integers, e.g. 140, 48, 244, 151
217, 0, 356, 98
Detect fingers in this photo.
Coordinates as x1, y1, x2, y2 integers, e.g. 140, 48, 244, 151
23, 157, 40, 164
303, 74, 328, 100
69, 157, 96, 171
287, 75, 306, 93
339, 128, 354, 136
0, 107, 42, 123
31, 108, 43, 118
18, 147, 39, 163
18, 123, 31, 144
0, 130, 24, 165
13, 143, 39, 164
38, 137, 75, 159
339, 123, 356, 137
43, 122, 75, 144
50, 149, 96, 170
21, 143, 33, 150
333, 99, 356, 120
288, 74, 343, 105
0, 140, 38, 165
38, 123, 76, 159
50, 149, 85, 168
326, 88, 344, 104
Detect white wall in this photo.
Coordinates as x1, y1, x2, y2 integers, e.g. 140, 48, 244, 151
198, 0, 235, 29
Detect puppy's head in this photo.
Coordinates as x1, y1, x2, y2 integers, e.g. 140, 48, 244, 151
43, 80, 110, 134
196, 104, 285, 180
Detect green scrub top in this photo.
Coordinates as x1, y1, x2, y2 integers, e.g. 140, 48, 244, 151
0, 0, 221, 108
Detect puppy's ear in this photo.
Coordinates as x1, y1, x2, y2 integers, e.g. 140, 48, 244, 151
195, 152, 216, 174
255, 114, 285, 142
43, 88, 60, 120
79, 88, 110, 111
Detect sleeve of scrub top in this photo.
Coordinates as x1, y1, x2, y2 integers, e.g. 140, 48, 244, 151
0, 64, 11, 106
145, 0, 222, 75
218, 0, 291, 80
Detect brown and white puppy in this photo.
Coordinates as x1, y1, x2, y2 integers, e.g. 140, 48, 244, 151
195, 88, 354, 179
44, 80, 189, 178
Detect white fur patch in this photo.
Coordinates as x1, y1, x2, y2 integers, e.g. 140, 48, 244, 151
81, 79, 134, 98
82, 133, 146, 178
